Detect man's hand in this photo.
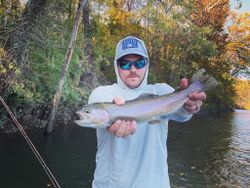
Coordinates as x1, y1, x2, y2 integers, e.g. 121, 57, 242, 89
106, 96, 137, 138
179, 78, 207, 114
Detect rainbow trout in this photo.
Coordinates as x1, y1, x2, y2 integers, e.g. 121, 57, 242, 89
75, 69, 218, 128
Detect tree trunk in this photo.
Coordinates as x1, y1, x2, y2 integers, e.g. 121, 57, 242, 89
79, 0, 98, 90
45, 0, 87, 134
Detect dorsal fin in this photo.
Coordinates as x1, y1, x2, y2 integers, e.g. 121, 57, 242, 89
125, 93, 159, 103
137, 93, 159, 98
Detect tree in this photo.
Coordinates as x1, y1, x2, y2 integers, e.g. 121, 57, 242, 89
45, 0, 87, 134
190, 0, 229, 29
225, 11, 250, 77
0, 0, 47, 96
234, 79, 250, 109
79, 0, 99, 90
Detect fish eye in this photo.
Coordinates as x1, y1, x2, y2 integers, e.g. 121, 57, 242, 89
85, 110, 90, 113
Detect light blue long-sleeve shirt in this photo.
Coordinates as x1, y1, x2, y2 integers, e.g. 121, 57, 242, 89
88, 83, 192, 188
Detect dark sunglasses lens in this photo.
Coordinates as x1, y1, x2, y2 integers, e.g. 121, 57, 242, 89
135, 59, 146, 69
119, 62, 131, 70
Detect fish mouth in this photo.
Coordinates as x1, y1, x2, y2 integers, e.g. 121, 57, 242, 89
76, 111, 88, 119
74, 111, 103, 125
75, 111, 93, 121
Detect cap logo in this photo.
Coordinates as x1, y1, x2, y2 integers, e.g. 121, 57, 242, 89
122, 38, 138, 50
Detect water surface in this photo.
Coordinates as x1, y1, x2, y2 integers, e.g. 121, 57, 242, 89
0, 110, 249, 188
168, 110, 250, 188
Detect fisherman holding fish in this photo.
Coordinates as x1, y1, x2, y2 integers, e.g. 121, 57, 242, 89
76, 36, 211, 188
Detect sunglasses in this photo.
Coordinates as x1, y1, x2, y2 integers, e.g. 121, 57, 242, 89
117, 58, 148, 70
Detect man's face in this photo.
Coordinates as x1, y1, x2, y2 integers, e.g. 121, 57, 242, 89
117, 54, 147, 89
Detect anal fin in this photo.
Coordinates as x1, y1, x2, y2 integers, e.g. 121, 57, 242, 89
148, 119, 161, 124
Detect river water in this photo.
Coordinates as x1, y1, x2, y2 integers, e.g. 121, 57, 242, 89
0, 110, 249, 188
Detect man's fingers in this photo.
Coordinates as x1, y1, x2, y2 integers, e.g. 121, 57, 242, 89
107, 118, 137, 138
179, 78, 188, 89
113, 96, 125, 105
122, 121, 132, 138
114, 120, 127, 137
184, 104, 198, 112
122, 120, 137, 137
184, 99, 203, 114
188, 92, 206, 101
185, 100, 202, 106
185, 100, 195, 107
107, 120, 121, 134
130, 120, 137, 135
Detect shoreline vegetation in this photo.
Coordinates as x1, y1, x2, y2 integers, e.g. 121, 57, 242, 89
0, 1, 249, 133
0, 97, 244, 134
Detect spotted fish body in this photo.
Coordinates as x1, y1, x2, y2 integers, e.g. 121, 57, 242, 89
75, 69, 218, 128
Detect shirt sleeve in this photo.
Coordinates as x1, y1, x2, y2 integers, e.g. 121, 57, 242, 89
88, 86, 113, 104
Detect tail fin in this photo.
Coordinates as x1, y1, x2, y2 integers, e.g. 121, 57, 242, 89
192, 68, 218, 92
202, 77, 218, 91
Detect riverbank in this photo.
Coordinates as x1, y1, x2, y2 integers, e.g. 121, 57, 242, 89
0, 102, 83, 133
0, 101, 236, 133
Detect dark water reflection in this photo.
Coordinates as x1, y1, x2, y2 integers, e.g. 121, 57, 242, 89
0, 110, 249, 188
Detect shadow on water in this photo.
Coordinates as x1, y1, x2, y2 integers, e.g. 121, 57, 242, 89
0, 110, 249, 188
0, 125, 97, 188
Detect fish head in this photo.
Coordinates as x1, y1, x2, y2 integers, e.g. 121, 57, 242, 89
74, 104, 109, 127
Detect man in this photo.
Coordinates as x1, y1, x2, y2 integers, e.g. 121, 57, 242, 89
88, 36, 206, 188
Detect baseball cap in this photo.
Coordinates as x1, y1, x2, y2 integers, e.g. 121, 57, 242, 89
115, 36, 148, 61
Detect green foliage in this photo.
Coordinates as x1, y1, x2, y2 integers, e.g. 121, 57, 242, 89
1, 0, 89, 107
8, 31, 88, 105
1, 0, 248, 113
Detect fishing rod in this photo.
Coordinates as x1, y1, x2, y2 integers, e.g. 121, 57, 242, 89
0, 96, 61, 188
